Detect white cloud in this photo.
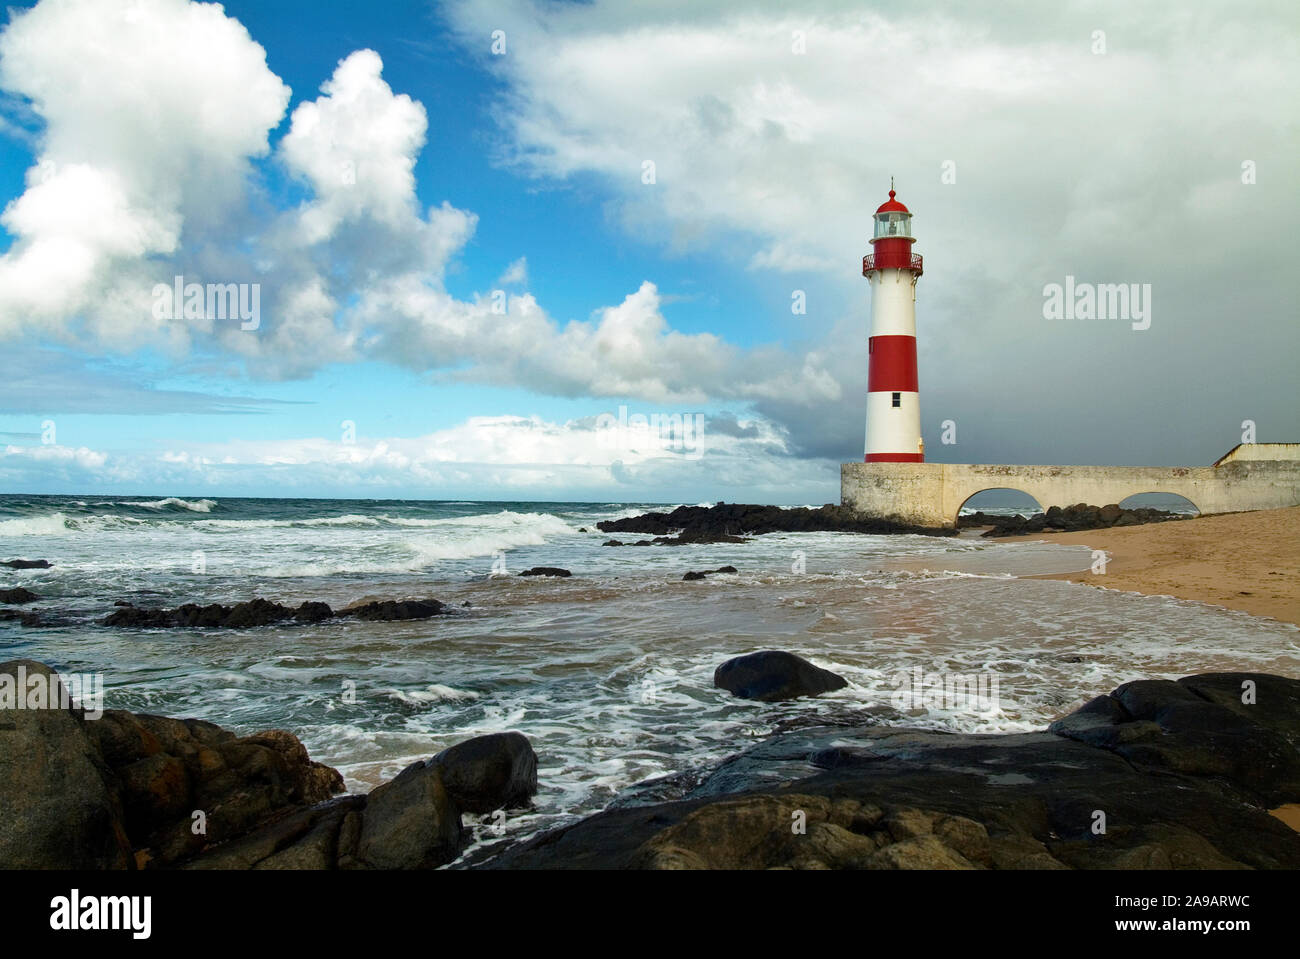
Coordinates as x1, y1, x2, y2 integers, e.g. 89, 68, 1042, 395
357, 276, 837, 406
497, 256, 528, 285
280, 49, 432, 244
0, 0, 290, 340
0, 411, 832, 500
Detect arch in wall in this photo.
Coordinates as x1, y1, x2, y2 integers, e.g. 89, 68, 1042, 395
1118, 491, 1201, 516
955, 487, 1046, 525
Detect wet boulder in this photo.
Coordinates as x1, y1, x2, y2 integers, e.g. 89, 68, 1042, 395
352, 761, 463, 869
683, 566, 740, 581
714, 651, 848, 702
432, 731, 539, 814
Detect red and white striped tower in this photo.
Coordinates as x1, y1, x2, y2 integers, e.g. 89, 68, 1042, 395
862, 179, 924, 463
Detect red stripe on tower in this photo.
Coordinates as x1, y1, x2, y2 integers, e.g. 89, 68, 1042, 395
866, 453, 925, 462
862, 180, 925, 464
867, 335, 919, 392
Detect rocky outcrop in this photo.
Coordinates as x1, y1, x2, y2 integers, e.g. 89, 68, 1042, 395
103, 598, 329, 628
188, 731, 539, 870
103, 596, 447, 628
0, 659, 341, 869
713, 651, 848, 701
519, 567, 572, 577
961, 503, 1188, 537
683, 566, 738, 581
0, 659, 538, 870
0, 587, 39, 604
598, 503, 956, 539
345, 599, 445, 621
94, 715, 345, 867
1, 559, 50, 569
489, 671, 1300, 870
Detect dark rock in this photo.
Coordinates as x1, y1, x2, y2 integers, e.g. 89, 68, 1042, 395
293, 601, 334, 623
184, 795, 363, 870
519, 567, 572, 577
0, 609, 41, 626
217, 731, 542, 871
597, 503, 955, 538
345, 598, 445, 621
80, 712, 345, 867
684, 565, 740, 581
220, 598, 300, 628
1, 559, 50, 569
353, 760, 462, 869
980, 514, 1035, 537
713, 650, 848, 701
432, 732, 539, 813
1050, 673, 1300, 806
102, 595, 449, 628
0, 661, 133, 869
602, 540, 624, 547
103, 598, 309, 629
0, 588, 39, 604
102, 604, 174, 628
981, 502, 1187, 537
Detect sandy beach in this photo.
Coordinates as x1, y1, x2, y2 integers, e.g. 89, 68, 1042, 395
1030, 507, 1300, 626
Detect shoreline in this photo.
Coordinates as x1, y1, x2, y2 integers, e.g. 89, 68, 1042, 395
1024, 507, 1300, 626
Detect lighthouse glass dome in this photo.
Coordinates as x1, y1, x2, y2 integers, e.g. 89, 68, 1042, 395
873, 211, 912, 239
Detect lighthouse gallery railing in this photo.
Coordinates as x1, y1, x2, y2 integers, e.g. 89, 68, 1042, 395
862, 253, 923, 276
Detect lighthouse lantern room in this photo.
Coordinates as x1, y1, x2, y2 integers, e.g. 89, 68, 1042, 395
862, 179, 924, 463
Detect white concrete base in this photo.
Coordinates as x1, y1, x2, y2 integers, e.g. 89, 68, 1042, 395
841, 447, 1300, 528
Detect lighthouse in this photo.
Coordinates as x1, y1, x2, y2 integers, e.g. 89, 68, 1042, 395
862, 180, 924, 462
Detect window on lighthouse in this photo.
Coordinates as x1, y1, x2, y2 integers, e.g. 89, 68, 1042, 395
891, 392, 901, 408
874, 212, 912, 239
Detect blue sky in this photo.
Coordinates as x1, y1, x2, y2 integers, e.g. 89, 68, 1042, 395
0, 0, 1295, 501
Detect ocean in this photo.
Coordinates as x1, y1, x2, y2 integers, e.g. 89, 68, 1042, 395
2, 494, 1297, 864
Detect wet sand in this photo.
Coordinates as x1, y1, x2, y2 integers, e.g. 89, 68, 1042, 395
1029, 507, 1300, 626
